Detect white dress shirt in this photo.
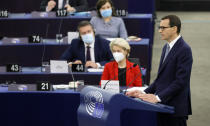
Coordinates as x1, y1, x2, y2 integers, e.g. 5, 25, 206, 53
168, 35, 181, 51
84, 40, 101, 68
58, 0, 64, 9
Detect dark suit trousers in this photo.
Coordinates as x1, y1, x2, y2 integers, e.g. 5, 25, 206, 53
157, 113, 187, 126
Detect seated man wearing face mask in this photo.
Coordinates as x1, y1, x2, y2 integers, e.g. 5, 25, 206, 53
101, 38, 142, 87
61, 21, 113, 68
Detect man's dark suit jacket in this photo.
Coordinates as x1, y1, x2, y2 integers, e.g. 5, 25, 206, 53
60, 35, 113, 66
40, 0, 88, 12
145, 37, 193, 117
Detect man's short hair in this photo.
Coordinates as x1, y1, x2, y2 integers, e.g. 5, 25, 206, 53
161, 15, 181, 34
77, 21, 94, 32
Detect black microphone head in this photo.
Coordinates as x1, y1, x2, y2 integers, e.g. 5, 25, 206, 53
133, 64, 137, 67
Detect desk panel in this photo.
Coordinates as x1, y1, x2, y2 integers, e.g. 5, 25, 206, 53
0, 39, 149, 68
0, 0, 154, 13
0, 39, 150, 84
0, 87, 159, 126
0, 88, 80, 126
0, 72, 102, 85
0, 14, 153, 39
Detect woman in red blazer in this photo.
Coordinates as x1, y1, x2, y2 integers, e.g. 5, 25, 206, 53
101, 38, 142, 87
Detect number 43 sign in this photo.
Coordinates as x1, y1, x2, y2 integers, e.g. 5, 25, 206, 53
6, 64, 21, 72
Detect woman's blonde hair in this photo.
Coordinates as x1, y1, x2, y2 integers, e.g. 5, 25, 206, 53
110, 38, 131, 57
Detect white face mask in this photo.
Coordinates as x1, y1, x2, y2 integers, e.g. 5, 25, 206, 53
113, 52, 125, 62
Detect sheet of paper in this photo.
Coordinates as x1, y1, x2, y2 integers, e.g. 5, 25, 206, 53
50, 60, 68, 73
87, 68, 104, 72
101, 80, 120, 94
126, 86, 148, 93
68, 32, 79, 44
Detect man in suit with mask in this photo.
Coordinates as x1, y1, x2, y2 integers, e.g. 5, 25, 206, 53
40, 0, 88, 13
126, 15, 193, 126
61, 21, 113, 68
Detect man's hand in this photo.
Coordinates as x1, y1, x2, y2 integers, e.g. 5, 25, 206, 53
138, 94, 159, 103
126, 90, 144, 98
64, 4, 76, 12
85, 61, 98, 68
68, 60, 82, 67
126, 90, 159, 103
73, 60, 82, 64
47, 0, 56, 11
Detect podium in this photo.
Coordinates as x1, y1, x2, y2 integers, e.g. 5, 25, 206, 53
77, 86, 174, 126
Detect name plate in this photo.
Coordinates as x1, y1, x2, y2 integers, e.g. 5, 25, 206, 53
67, 32, 79, 44
0, 10, 9, 18
31, 11, 56, 18
6, 64, 21, 72
37, 82, 51, 91
101, 80, 120, 94
2, 37, 28, 44
8, 84, 37, 91
72, 64, 85, 72
8, 83, 52, 91
56, 9, 68, 17
28, 35, 42, 43
50, 60, 68, 73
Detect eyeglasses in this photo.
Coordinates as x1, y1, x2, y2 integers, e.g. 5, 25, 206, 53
158, 26, 172, 30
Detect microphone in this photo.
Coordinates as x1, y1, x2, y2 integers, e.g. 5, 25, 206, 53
123, 68, 142, 94
58, 18, 63, 35
102, 63, 137, 89
55, 5, 66, 43
41, 24, 50, 70
56, 13, 77, 90
69, 65, 76, 91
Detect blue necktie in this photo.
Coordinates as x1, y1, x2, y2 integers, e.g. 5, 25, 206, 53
163, 44, 170, 62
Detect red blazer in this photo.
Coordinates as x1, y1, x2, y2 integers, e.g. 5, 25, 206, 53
101, 60, 142, 87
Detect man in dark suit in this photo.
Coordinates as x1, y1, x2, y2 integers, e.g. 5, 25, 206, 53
126, 15, 193, 126
61, 21, 113, 68
40, 0, 88, 12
